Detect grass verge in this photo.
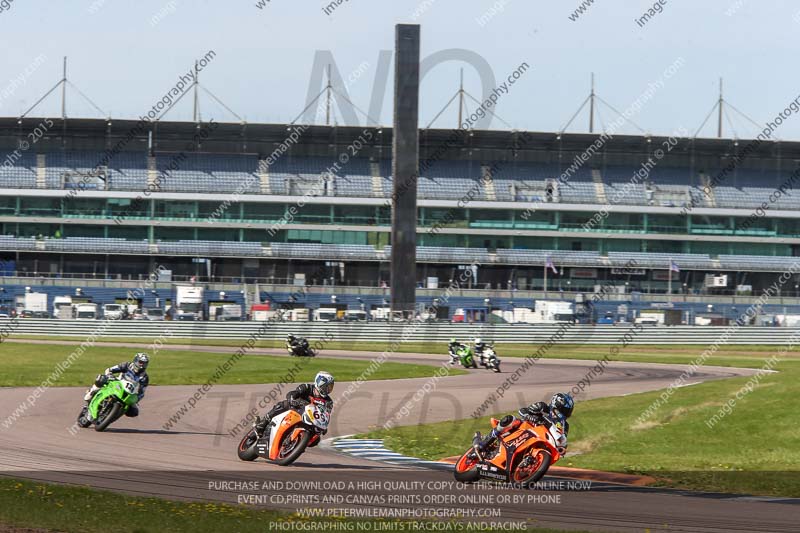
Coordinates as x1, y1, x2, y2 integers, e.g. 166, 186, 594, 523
359, 346, 800, 497
0, 478, 585, 533
10, 335, 799, 366
0, 343, 464, 387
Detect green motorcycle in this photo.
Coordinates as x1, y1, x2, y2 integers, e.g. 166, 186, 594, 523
77, 372, 141, 432
456, 345, 478, 369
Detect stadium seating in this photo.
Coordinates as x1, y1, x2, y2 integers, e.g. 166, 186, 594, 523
0, 151, 37, 189
5, 151, 800, 213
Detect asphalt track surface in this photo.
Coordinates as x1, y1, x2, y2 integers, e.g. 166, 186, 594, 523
1, 343, 798, 532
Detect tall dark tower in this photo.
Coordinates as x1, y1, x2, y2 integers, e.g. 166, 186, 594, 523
390, 24, 420, 319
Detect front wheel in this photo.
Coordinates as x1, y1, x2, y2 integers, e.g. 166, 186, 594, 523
94, 400, 123, 432
453, 448, 481, 483
274, 427, 312, 466
237, 428, 260, 461
76, 407, 92, 428
511, 448, 552, 488
493, 361, 501, 373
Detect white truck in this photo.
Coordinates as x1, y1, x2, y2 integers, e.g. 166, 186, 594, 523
103, 303, 124, 320
23, 292, 48, 314
53, 296, 73, 319
370, 307, 391, 321
175, 285, 204, 321
344, 309, 367, 321
217, 304, 243, 322
288, 308, 310, 321
313, 307, 338, 322
75, 303, 98, 320
491, 307, 538, 324
532, 300, 575, 323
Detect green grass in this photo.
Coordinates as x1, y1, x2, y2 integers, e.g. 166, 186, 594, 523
0, 478, 584, 533
0, 343, 465, 387
11, 335, 797, 367
360, 346, 800, 497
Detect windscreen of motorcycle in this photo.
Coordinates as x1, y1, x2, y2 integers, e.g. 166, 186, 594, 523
121, 372, 140, 395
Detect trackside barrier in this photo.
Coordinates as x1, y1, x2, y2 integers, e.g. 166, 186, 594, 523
0, 319, 798, 344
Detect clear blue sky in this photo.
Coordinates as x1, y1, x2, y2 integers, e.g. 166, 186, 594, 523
1, 0, 798, 140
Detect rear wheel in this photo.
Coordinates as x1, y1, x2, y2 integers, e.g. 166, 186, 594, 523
94, 400, 122, 432
237, 428, 260, 461
511, 448, 552, 488
453, 448, 481, 483
274, 428, 312, 466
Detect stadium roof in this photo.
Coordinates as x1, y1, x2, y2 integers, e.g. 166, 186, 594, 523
0, 117, 795, 160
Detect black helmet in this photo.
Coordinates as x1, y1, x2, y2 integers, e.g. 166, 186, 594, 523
287, 333, 295, 340
131, 353, 149, 373
550, 393, 574, 419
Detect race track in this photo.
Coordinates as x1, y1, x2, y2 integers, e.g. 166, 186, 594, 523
1, 347, 797, 532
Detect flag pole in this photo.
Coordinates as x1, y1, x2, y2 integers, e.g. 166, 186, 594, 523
544, 257, 548, 299
668, 258, 673, 303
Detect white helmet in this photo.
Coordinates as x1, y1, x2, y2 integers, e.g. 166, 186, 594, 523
313, 371, 335, 396
474, 338, 483, 345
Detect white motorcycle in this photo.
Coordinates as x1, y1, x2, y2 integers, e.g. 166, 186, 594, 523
480, 346, 502, 373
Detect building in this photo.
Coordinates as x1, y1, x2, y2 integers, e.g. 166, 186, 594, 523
1, 117, 799, 320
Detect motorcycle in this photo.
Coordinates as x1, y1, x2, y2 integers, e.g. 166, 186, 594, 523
480, 346, 502, 373
286, 338, 316, 357
76, 372, 141, 432
453, 414, 565, 487
456, 345, 477, 368
237, 398, 331, 466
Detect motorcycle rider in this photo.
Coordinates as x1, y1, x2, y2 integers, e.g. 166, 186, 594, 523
448, 338, 466, 365
473, 337, 487, 365
254, 371, 334, 435
473, 393, 574, 454
82, 352, 150, 418
287, 333, 311, 356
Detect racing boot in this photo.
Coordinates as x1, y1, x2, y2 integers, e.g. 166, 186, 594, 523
253, 415, 271, 437
83, 384, 100, 403
472, 431, 495, 456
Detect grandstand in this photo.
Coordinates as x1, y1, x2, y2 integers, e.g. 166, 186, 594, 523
2, 117, 800, 317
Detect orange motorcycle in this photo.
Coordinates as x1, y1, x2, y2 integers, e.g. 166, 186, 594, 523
453, 414, 565, 487
237, 398, 331, 466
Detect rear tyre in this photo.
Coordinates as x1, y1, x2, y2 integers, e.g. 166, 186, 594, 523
274, 428, 312, 466
94, 401, 122, 432
511, 448, 552, 488
237, 428, 260, 461
453, 448, 481, 483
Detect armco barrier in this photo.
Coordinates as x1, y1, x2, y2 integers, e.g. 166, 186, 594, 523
0, 319, 798, 345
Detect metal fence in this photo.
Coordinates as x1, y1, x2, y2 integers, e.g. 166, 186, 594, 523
1, 319, 798, 345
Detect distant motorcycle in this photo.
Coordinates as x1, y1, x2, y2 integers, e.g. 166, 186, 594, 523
480, 346, 502, 373
287, 338, 316, 357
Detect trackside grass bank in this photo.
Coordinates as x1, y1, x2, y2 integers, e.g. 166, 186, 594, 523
9, 336, 800, 366
360, 347, 800, 497
0, 478, 589, 533
0, 344, 464, 388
